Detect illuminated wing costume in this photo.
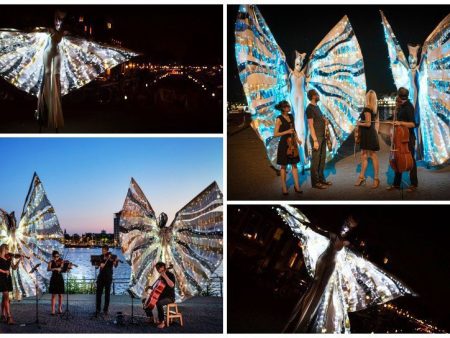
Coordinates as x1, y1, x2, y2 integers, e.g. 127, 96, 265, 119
0, 28, 138, 128
235, 5, 366, 169
277, 205, 413, 333
0, 173, 63, 299
119, 178, 223, 300
380, 11, 450, 166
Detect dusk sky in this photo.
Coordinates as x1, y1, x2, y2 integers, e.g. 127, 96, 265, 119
0, 138, 222, 235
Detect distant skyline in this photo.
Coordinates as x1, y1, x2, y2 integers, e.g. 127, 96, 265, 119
0, 138, 222, 234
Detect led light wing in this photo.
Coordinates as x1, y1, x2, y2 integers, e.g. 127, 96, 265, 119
380, 11, 415, 103
306, 16, 367, 160
169, 181, 223, 298
0, 173, 64, 298
235, 5, 291, 168
0, 29, 49, 96
417, 13, 450, 166
59, 36, 139, 96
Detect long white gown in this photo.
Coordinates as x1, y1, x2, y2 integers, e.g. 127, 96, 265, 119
278, 205, 414, 333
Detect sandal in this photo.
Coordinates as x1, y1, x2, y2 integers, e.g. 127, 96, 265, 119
354, 176, 366, 186
372, 178, 380, 189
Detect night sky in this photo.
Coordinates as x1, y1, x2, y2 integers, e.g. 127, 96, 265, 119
0, 5, 222, 65
231, 205, 450, 330
227, 5, 450, 102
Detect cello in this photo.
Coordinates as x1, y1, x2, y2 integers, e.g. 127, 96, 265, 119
389, 106, 413, 173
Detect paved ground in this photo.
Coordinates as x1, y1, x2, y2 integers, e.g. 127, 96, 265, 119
228, 126, 450, 200
0, 295, 222, 333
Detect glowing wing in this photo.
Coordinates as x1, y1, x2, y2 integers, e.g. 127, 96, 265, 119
235, 5, 291, 168
417, 13, 450, 166
306, 16, 367, 160
0, 29, 49, 96
119, 178, 161, 297
276, 205, 329, 277
59, 36, 138, 96
380, 11, 415, 102
169, 181, 223, 298
15, 173, 64, 298
0, 209, 12, 246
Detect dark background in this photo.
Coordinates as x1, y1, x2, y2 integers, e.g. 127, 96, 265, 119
228, 205, 450, 333
0, 5, 222, 65
227, 5, 450, 102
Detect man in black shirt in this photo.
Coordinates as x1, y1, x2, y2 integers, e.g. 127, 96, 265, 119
95, 245, 119, 316
144, 262, 176, 329
387, 87, 419, 192
306, 89, 332, 189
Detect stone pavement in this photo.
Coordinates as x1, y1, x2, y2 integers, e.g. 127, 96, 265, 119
0, 295, 222, 333
228, 127, 450, 200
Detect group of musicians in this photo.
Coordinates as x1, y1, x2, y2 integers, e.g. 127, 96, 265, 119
275, 86, 419, 194
0, 244, 176, 329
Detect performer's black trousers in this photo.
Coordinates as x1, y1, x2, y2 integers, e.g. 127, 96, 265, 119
393, 142, 418, 187
310, 137, 326, 186
96, 278, 112, 313
144, 297, 175, 322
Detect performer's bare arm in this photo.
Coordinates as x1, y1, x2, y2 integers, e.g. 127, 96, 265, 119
308, 119, 319, 150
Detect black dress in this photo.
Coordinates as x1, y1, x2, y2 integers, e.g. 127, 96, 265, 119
0, 257, 13, 292
276, 114, 300, 165
359, 107, 380, 151
49, 260, 65, 294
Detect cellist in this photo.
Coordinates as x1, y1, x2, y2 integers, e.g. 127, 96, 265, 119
387, 87, 419, 192
143, 262, 175, 329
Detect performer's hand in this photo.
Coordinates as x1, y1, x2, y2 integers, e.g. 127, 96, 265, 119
286, 128, 295, 135
100, 263, 105, 269
5, 271, 10, 277
313, 141, 319, 151
297, 139, 302, 145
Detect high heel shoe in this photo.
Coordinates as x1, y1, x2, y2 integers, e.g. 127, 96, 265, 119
7, 316, 15, 325
282, 189, 288, 196
294, 186, 303, 194
354, 176, 366, 186
372, 178, 380, 189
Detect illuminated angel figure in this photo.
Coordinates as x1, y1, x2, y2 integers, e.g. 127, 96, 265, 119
277, 205, 414, 333
380, 11, 450, 166
0, 10, 138, 131
119, 178, 223, 300
235, 5, 367, 169
0, 172, 64, 300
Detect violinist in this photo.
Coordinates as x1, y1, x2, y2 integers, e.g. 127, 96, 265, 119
47, 250, 65, 315
0, 244, 22, 325
94, 245, 119, 317
274, 100, 303, 195
387, 87, 419, 192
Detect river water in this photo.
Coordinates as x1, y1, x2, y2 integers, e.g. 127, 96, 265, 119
62, 247, 223, 296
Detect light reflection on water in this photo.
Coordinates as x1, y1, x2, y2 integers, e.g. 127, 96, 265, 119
64, 247, 131, 294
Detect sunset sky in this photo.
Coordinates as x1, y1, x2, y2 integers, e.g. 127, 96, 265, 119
0, 137, 223, 234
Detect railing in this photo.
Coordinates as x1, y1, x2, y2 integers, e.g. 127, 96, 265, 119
204, 275, 223, 298
64, 276, 223, 297
64, 277, 130, 295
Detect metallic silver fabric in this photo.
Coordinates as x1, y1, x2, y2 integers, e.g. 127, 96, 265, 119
119, 179, 223, 300
277, 205, 414, 333
0, 173, 63, 299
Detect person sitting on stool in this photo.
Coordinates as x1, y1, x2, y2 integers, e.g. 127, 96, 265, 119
144, 262, 175, 329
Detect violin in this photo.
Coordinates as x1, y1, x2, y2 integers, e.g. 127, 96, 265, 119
53, 258, 78, 272
104, 252, 124, 264
6, 253, 30, 260
389, 108, 413, 173
286, 122, 299, 159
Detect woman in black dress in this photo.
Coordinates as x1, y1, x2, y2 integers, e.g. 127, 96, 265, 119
47, 250, 65, 315
0, 244, 21, 325
274, 100, 303, 195
355, 90, 380, 189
